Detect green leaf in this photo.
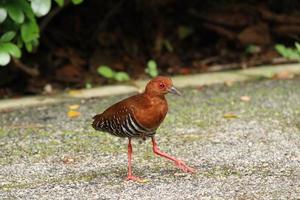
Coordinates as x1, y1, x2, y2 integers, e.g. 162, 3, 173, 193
275, 44, 288, 57
17, 35, 24, 48
275, 44, 300, 60
25, 41, 33, 52
21, 21, 39, 43
146, 59, 158, 77
85, 82, 92, 89
31, 0, 51, 17
7, 4, 24, 23
115, 72, 130, 82
295, 42, 300, 53
286, 49, 300, 59
31, 38, 39, 47
72, 0, 84, 5
163, 39, 173, 52
245, 44, 260, 54
0, 7, 7, 23
0, 31, 16, 42
97, 65, 115, 78
0, 52, 11, 66
17, 0, 35, 19
0, 42, 21, 58
178, 25, 193, 40
147, 59, 157, 69
55, 0, 65, 7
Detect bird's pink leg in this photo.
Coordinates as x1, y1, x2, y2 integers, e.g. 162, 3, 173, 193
151, 137, 196, 173
126, 138, 142, 181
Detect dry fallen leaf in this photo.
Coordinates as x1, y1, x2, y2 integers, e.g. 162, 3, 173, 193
69, 104, 80, 110
43, 84, 53, 94
68, 110, 80, 118
224, 81, 234, 87
223, 112, 238, 119
62, 156, 75, 164
240, 95, 251, 102
179, 67, 191, 75
68, 90, 82, 96
137, 178, 150, 183
196, 85, 205, 91
272, 71, 294, 80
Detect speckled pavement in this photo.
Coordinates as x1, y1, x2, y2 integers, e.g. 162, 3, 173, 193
0, 76, 300, 199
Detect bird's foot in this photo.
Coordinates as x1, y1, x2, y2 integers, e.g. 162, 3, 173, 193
126, 175, 148, 183
126, 175, 141, 181
174, 160, 196, 173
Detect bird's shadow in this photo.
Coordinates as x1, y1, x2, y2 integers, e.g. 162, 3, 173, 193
85, 161, 200, 184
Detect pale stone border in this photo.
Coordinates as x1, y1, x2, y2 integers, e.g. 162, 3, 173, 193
0, 63, 299, 111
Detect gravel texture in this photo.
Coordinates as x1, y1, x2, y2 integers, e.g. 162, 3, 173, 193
0, 77, 300, 199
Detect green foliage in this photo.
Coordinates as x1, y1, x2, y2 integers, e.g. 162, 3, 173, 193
245, 44, 260, 54
145, 60, 159, 77
295, 42, 300, 52
177, 25, 193, 40
97, 65, 130, 82
0, 31, 16, 42
71, 0, 84, 5
0, 0, 84, 66
0, 30, 21, 65
54, 0, 65, 7
31, 0, 52, 17
85, 82, 92, 89
0, 42, 21, 58
114, 72, 130, 82
97, 65, 114, 78
7, 2, 25, 24
275, 42, 300, 61
0, 8, 7, 23
163, 39, 173, 52
0, 44, 20, 66
54, 0, 84, 7
0, 52, 10, 66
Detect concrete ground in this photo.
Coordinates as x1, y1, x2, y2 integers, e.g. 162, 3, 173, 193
0, 76, 299, 199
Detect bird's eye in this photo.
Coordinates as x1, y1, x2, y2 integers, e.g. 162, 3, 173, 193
159, 82, 165, 88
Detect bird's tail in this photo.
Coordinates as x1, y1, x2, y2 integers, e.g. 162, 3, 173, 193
92, 114, 104, 130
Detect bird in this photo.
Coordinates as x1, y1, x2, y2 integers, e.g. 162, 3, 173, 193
92, 76, 196, 181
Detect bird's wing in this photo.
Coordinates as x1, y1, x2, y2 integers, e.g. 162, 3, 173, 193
92, 102, 128, 134
92, 95, 155, 137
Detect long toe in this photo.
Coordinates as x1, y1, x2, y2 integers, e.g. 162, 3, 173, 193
126, 175, 147, 182
175, 160, 197, 173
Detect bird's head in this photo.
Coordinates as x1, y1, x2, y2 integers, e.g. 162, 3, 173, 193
145, 76, 182, 97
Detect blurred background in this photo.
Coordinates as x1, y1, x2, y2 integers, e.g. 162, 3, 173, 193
0, 0, 299, 98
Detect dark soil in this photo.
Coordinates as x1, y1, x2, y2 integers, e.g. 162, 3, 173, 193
0, 0, 299, 98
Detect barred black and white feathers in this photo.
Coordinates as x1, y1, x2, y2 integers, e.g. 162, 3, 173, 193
92, 106, 156, 138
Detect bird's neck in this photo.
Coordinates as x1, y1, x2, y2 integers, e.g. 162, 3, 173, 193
143, 92, 166, 102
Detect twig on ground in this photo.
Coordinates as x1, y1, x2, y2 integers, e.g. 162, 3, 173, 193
13, 59, 40, 77
258, 6, 300, 25
202, 23, 236, 40
206, 63, 240, 72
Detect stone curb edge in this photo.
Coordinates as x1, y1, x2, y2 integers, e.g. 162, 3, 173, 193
0, 63, 299, 111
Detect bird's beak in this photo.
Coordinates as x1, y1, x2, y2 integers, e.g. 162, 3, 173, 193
168, 86, 182, 96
